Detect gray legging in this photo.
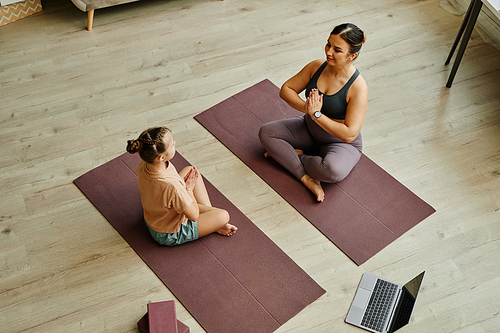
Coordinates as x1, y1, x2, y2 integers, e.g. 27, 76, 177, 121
258, 114, 362, 183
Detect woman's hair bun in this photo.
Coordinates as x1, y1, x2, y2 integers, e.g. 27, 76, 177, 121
126, 139, 142, 154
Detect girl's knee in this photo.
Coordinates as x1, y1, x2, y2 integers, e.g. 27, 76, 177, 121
220, 209, 230, 224
179, 165, 194, 177
215, 208, 230, 226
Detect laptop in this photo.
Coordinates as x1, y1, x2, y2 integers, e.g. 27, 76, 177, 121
345, 271, 425, 333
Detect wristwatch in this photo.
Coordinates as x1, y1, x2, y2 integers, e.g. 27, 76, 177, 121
313, 110, 322, 119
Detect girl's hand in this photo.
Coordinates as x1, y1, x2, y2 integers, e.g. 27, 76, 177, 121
305, 89, 323, 116
184, 166, 199, 191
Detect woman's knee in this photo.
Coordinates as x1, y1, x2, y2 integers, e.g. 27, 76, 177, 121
321, 162, 352, 183
258, 123, 274, 144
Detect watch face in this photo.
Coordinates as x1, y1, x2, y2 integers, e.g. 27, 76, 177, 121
314, 111, 321, 119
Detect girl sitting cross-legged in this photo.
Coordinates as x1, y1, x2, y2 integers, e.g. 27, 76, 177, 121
127, 126, 237, 246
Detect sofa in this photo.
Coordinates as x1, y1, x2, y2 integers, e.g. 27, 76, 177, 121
71, 0, 223, 31
71, 0, 138, 30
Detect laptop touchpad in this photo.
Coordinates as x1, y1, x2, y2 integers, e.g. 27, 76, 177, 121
353, 288, 371, 308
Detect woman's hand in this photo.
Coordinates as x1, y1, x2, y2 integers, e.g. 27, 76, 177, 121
184, 166, 199, 191
305, 89, 323, 116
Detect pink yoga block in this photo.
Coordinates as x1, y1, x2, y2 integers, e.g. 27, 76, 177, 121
138, 300, 190, 333
138, 314, 190, 333
177, 320, 190, 333
137, 314, 149, 333
148, 301, 177, 333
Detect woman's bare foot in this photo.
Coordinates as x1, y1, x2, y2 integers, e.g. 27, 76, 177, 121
301, 174, 325, 202
216, 223, 238, 236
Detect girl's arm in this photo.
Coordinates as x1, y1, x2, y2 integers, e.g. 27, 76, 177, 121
183, 192, 199, 222
181, 168, 200, 221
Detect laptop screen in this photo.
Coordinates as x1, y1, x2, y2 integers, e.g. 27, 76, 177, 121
389, 271, 425, 333
404, 271, 425, 299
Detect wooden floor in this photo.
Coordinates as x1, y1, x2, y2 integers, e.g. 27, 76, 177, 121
1, 0, 500, 331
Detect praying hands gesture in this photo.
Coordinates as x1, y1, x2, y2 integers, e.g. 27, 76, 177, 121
184, 166, 199, 192
305, 88, 323, 116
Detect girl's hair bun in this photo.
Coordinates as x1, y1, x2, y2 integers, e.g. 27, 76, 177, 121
126, 139, 142, 154
126, 127, 170, 164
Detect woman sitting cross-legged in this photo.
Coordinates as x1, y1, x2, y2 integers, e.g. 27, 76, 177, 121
127, 126, 237, 246
259, 23, 368, 202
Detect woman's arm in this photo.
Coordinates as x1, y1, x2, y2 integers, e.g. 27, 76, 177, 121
279, 60, 324, 113
308, 76, 368, 143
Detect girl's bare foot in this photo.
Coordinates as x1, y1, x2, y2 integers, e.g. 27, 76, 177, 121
301, 174, 325, 202
216, 223, 238, 236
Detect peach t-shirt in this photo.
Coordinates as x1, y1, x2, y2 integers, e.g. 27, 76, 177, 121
137, 160, 194, 233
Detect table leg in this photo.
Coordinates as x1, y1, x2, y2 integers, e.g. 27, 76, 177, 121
445, 0, 476, 65
446, 0, 483, 88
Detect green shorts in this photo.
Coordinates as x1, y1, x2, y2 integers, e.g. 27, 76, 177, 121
145, 219, 199, 246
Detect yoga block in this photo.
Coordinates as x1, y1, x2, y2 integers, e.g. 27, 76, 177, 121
136, 300, 189, 333
149, 301, 178, 333
177, 320, 190, 333
137, 314, 149, 333
138, 314, 189, 333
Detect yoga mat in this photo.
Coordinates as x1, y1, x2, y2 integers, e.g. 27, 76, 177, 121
74, 152, 325, 333
194, 79, 436, 265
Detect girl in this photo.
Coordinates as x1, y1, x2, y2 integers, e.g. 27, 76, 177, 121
127, 127, 237, 246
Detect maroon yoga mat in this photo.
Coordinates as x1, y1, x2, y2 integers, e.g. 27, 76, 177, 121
74, 152, 325, 333
194, 79, 436, 265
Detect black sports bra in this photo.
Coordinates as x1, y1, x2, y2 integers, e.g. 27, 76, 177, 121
305, 61, 359, 120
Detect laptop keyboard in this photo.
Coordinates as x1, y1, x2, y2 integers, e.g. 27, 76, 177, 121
361, 279, 398, 332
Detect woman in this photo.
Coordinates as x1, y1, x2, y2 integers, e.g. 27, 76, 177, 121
259, 23, 368, 202
127, 127, 237, 246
